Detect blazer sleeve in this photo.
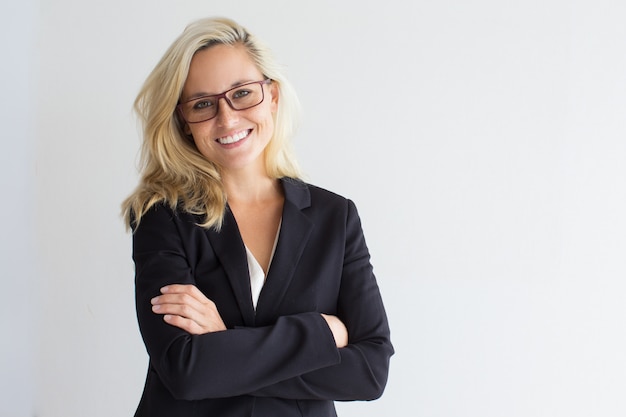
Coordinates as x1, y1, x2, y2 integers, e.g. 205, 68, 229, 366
249, 199, 394, 401
132, 204, 341, 401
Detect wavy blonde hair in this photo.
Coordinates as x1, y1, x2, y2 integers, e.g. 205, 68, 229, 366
122, 17, 302, 230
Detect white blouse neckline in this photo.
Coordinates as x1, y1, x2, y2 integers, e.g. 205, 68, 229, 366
245, 218, 282, 311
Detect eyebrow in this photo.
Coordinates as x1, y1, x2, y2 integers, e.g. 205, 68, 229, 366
183, 79, 257, 102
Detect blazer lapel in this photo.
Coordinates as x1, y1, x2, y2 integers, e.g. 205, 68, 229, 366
206, 208, 256, 327
255, 179, 313, 324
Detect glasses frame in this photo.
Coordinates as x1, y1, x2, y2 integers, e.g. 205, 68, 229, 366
177, 79, 272, 124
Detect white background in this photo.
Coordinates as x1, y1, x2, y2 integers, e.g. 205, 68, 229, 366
2, 1, 625, 416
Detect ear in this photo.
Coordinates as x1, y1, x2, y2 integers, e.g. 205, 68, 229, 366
269, 81, 279, 112
177, 109, 193, 136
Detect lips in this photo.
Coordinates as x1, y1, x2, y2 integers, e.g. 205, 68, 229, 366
216, 129, 251, 145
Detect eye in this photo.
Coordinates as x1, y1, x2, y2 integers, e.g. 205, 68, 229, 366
192, 99, 215, 111
232, 88, 252, 100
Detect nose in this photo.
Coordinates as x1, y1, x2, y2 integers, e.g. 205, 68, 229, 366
215, 97, 238, 127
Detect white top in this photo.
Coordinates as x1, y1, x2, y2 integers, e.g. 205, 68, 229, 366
245, 219, 281, 311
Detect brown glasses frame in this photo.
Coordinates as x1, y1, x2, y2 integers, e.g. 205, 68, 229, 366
177, 79, 272, 124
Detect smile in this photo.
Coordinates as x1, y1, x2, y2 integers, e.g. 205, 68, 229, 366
216, 129, 251, 145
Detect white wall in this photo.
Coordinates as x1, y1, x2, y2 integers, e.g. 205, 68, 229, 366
2, 1, 625, 416
0, 1, 38, 416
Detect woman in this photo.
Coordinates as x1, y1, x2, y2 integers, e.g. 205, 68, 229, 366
122, 17, 393, 417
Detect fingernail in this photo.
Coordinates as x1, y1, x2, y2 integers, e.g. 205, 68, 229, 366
161, 286, 169, 293
151, 297, 158, 304
152, 304, 160, 312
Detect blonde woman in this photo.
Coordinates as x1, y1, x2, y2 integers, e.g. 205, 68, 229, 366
123, 17, 393, 417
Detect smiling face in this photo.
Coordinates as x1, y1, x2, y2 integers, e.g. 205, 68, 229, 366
180, 43, 278, 174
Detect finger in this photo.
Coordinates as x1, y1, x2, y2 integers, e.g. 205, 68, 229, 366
161, 284, 208, 302
163, 313, 225, 335
152, 300, 202, 321
321, 314, 349, 348
152, 294, 220, 325
162, 314, 203, 335
152, 292, 206, 312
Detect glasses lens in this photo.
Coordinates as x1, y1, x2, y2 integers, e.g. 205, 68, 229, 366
181, 97, 218, 123
226, 83, 264, 111
181, 82, 265, 123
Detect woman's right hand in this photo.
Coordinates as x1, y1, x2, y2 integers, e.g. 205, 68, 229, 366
321, 314, 348, 348
151, 284, 227, 335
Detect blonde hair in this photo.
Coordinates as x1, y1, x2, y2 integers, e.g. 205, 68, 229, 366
122, 17, 302, 230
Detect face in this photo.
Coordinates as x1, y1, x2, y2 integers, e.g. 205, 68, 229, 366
180, 43, 278, 173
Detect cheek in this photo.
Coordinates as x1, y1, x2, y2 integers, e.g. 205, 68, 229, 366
188, 129, 215, 154
252, 104, 276, 129
187, 122, 214, 141
257, 112, 275, 137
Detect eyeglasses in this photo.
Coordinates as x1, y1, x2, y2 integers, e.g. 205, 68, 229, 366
177, 79, 271, 123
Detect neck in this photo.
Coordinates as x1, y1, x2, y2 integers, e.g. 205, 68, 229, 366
222, 167, 282, 204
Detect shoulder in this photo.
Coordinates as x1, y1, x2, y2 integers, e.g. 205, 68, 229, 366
132, 201, 200, 234
282, 177, 353, 207
281, 177, 358, 218
307, 183, 347, 202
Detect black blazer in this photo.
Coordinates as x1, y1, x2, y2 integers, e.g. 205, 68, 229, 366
132, 178, 393, 417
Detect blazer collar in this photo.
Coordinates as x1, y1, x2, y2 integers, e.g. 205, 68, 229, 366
206, 178, 313, 326
255, 178, 314, 324
206, 208, 255, 326
281, 177, 311, 210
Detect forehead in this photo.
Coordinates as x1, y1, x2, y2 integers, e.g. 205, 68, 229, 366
182, 44, 263, 98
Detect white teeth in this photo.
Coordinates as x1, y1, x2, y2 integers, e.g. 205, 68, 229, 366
217, 130, 249, 144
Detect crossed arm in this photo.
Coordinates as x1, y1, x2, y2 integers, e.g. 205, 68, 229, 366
132, 202, 392, 401
150, 283, 349, 347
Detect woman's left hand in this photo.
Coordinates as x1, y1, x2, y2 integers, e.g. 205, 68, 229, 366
151, 284, 227, 335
